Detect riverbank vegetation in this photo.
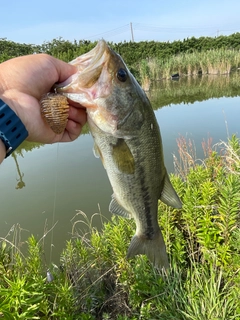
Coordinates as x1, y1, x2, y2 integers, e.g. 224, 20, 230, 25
0, 134, 239, 319
138, 48, 240, 90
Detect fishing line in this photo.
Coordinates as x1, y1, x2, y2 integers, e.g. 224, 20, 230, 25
222, 109, 229, 139
49, 142, 60, 263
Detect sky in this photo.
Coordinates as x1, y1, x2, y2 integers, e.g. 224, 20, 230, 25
1, 0, 240, 45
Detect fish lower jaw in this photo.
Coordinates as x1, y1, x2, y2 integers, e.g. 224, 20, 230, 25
87, 112, 118, 136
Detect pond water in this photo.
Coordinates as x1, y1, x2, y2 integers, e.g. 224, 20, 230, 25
0, 74, 239, 263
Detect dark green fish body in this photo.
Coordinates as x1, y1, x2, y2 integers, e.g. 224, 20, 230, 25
56, 40, 182, 269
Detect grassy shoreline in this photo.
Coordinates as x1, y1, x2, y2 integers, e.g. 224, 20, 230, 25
0, 135, 239, 319
136, 49, 240, 90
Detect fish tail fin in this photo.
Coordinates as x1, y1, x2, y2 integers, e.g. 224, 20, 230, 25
126, 231, 169, 269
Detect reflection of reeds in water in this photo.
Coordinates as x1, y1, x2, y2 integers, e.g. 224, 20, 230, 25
148, 72, 240, 110
138, 49, 240, 86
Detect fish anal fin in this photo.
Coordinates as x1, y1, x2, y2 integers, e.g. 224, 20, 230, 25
111, 138, 135, 174
126, 231, 169, 269
109, 196, 131, 219
160, 174, 182, 209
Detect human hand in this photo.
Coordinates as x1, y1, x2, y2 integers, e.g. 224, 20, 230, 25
0, 54, 87, 144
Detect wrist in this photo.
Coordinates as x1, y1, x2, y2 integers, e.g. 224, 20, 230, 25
0, 99, 28, 159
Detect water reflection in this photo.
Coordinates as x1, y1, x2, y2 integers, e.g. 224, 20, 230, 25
1, 74, 240, 263
11, 152, 26, 189
149, 72, 240, 109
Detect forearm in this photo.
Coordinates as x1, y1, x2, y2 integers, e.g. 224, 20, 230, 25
0, 74, 12, 162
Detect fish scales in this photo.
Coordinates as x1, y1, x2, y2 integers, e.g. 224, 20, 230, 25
52, 40, 182, 269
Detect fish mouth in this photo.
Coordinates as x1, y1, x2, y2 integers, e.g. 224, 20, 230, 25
55, 40, 110, 91
70, 40, 108, 72
54, 40, 130, 135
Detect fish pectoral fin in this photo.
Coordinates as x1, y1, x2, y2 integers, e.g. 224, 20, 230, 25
109, 196, 132, 219
93, 142, 100, 158
126, 231, 169, 269
93, 142, 106, 168
160, 174, 182, 209
111, 139, 135, 174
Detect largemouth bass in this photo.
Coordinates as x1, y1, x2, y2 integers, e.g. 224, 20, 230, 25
55, 40, 182, 269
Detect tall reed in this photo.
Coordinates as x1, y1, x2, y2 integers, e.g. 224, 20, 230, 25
137, 48, 240, 85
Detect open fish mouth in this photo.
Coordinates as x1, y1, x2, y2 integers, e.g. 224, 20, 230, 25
70, 40, 108, 71
40, 42, 110, 134
55, 40, 110, 90
53, 40, 128, 135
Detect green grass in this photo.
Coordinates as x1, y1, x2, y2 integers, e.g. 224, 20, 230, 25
0, 135, 240, 319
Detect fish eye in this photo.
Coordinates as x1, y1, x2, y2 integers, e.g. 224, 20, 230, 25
117, 68, 128, 82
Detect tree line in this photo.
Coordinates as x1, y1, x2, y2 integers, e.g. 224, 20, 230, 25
1, 32, 240, 66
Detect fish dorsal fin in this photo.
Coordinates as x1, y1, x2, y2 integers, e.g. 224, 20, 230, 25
160, 174, 182, 209
109, 195, 132, 219
111, 139, 135, 174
